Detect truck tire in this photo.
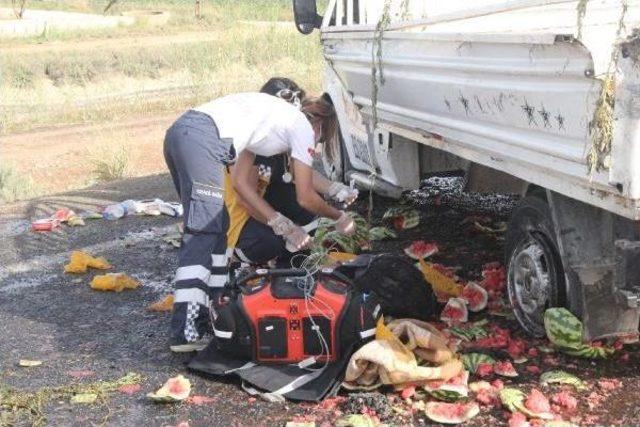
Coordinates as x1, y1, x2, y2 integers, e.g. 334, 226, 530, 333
505, 196, 566, 337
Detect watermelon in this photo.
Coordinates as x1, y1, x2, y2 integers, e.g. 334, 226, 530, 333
480, 262, 506, 292
368, 226, 396, 241
543, 308, 583, 350
404, 240, 439, 260
441, 297, 468, 324
494, 361, 518, 378
507, 412, 530, 427
551, 391, 578, 411
563, 345, 614, 359
476, 363, 494, 377
539, 371, 587, 391
462, 353, 496, 374
424, 402, 480, 424
147, 375, 191, 402
448, 322, 489, 342
424, 371, 469, 402
499, 387, 554, 420
461, 282, 488, 312
524, 389, 552, 415
544, 308, 615, 359
383, 206, 420, 230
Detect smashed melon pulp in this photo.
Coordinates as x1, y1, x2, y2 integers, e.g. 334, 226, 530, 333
64, 251, 111, 274
90, 273, 139, 292
147, 375, 191, 403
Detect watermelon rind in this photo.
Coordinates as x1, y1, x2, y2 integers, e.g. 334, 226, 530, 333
563, 345, 614, 359
147, 375, 191, 403
441, 297, 469, 324
539, 370, 587, 391
460, 282, 489, 312
462, 353, 496, 374
368, 226, 396, 241
499, 388, 554, 419
424, 402, 480, 425
427, 384, 469, 402
448, 324, 489, 342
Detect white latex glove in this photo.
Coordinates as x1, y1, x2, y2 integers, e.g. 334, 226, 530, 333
327, 182, 359, 206
268, 212, 296, 236
335, 211, 355, 236
284, 226, 311, 252
268, 212, 311, 252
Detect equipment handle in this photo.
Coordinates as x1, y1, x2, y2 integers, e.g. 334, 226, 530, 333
228, 268, 309, 291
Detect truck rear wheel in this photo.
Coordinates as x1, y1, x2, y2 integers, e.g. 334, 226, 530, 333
505, 196, 566, 337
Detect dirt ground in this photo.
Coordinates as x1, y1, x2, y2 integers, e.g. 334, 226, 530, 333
1, 172, 640, 426
1, 115, 175, 194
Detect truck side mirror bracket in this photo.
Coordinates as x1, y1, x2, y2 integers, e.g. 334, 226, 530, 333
293, 0, 322, 35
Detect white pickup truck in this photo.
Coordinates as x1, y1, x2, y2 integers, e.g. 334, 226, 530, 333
293, 0, 640, 341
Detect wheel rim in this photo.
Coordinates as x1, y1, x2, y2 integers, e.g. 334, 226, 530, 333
508, 235, 553, 337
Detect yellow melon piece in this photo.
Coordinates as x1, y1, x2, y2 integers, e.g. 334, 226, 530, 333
90, 273, 139, 292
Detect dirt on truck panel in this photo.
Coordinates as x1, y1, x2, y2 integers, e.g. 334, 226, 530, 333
0, 175, 638, 426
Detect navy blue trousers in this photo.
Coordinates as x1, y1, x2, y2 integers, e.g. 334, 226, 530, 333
164, 110, 234, 342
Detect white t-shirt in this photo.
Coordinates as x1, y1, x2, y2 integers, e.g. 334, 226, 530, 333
194, 92, 315, 166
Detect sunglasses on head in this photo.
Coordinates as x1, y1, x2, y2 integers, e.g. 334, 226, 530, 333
275, 89, 302, 107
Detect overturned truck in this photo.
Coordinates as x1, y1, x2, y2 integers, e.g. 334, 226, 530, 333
293, 0, 640, 341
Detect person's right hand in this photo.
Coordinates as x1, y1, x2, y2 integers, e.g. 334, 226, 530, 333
284, 226, 311, 252
335, 211, 355, 236
268, 212, 311, 252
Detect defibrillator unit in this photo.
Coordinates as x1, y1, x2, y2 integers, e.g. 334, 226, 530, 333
212, 268, 380, 364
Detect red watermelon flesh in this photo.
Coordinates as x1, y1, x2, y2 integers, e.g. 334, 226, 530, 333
525, 389, 551, 414
424, 402, 480, 424
507, 412, 530, 427
404, 240, 439, 260
476, 363, 494, 377
494, 361, 518, 377
440, 297, 468, 324
461, 282, 488, 312
481, 263, 507, 292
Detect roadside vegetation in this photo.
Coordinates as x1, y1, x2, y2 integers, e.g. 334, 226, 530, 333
0, 164, 40, 203
0, 0, 324, 134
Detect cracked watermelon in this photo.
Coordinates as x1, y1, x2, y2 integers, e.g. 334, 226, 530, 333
441, 297, 468, 324
404, 240, 439, 260
383, 207, 420, 230
424, 402, 480, 424
461, 282, 488, 312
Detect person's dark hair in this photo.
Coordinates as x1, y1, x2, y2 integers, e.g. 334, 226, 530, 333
260, 77, 306, 106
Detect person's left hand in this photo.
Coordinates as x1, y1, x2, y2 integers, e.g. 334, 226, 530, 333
327, 182, 359, 207
335, 211, 355, 236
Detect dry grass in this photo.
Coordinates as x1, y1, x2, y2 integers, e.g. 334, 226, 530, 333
0, 164, 40, 203
1, 23, 323, 134
91, 144, 131, 182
